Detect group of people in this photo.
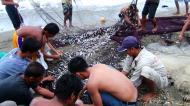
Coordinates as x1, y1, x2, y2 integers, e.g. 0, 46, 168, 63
0, 0, 190, 106
0, 34, 169, 106
1, 0, 74, 29
121, 0, 190, 41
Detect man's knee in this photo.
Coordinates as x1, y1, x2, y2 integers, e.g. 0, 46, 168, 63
141, 66, 154, 79
140, 66, 166, 88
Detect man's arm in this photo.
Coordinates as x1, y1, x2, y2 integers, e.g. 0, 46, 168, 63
120, 56, 133, 76
40, 44, 60, 60
47, 42, 63, 55
34, 86, 54, 98
86, 83, 103, 106
179, 16, 190, 41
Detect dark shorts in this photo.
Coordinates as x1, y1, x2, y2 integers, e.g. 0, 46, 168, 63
5, 5, 23, 30
101, 92, 137, 106
142, 2, 159, 20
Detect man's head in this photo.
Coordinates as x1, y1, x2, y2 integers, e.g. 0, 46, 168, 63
43, 23, 59, 38
117, 36, 141, 57
24, 62, 45, 87
55, 74, 83, 105
20, 37, 41, 58
68, 56, 89, 79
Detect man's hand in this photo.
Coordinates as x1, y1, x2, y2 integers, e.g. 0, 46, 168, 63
14, 3, 19, 8
179, 34, 184, 41
56, 50, 64, 55
42, 75, 55, 82
75, 99, 84, 106
53, 54, 61, 59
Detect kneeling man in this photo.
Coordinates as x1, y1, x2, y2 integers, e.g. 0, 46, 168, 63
68, 56, 138, 106
117, 36, 168, 102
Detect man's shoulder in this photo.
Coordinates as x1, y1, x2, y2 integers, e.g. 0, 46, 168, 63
139, 48, 155, 59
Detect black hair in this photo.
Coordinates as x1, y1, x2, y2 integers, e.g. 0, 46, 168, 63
24, 62, 45, 78
43, 23, 59, 36
20, 37, 41, 53
55, 74, 83, 101
68, 56, 89, 73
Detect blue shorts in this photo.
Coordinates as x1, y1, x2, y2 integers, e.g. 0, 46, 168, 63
101, 92, 137, 106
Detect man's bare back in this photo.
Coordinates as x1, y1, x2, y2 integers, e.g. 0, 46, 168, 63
30, 97, 63, 106
16, 26, 43, 42
87, 64, 137, 102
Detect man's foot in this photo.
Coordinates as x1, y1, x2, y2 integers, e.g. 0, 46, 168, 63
64, 24, 67, 28
152, 27, 157, 33
185, 13, 189, 17
141, 92, 157, 102
173, 12, 180, 15
69, 25, 74, 28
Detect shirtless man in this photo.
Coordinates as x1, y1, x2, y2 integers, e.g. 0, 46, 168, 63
68, 56, 138, 106
1, 0, 23, 30
12, 23, 62, 60
30, 74, 83, 106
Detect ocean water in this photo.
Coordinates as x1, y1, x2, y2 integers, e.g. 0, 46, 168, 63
0, 0, 178, 32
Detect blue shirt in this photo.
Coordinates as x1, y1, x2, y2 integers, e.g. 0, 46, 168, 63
0, 48, 30, 80
0, 75, 35, 105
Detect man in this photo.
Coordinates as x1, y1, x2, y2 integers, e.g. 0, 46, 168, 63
174, 0, 189, 16
140, 0, 159, 32
62, 0, 75, 27
30, 74, 84, 106
13, 23, 62, 60
1, 0, 23, 30
119, 4, 141, 27
0, 37, 41, 80
68, 57, 138, 106
0, 62, 54, 106
117, 36, 168, 102
179, 16, 190, 41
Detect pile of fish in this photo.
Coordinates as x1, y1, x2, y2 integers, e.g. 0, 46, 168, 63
48, 24, 126, 79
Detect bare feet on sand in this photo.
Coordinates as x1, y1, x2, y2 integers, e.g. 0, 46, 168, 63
185, 13, 189, 17
152, 27, 157, 33
69, 25, 74, 28
141, 92, 157, 102
173, 12, 180, 16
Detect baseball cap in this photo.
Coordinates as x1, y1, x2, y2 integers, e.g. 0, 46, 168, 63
116, 36, 139, 52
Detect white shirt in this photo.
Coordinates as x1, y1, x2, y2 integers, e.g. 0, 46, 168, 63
120, 48, 167, 87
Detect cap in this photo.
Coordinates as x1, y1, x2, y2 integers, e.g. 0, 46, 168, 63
116, 36, 139, 52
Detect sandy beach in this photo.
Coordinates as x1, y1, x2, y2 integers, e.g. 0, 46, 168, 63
1, 0, 190, 105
